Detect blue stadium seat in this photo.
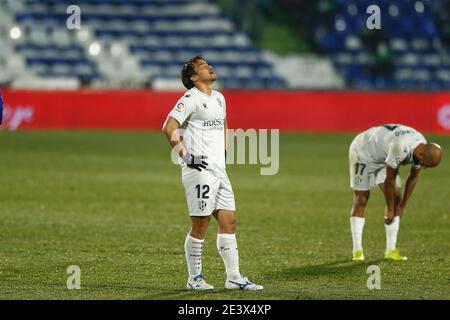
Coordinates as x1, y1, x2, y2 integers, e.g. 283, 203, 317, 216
286, 0, 448, 90
14, 0, 283, 88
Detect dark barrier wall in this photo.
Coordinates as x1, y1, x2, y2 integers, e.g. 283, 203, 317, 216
1, 89, 450, 134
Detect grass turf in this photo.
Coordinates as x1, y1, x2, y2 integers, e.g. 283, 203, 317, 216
0, 131, 449, 300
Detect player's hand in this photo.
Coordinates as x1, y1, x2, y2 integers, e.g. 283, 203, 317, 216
384, 210, 395, 225
182, 153, 208, 171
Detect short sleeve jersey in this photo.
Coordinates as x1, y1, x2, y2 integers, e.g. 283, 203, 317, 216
167, 87, 227, 175
357, 124, 426, 169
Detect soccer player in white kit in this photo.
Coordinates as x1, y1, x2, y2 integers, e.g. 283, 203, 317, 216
349, 124, 442, 261
162, 56, 263, 290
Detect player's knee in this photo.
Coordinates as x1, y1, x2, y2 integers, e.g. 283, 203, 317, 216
195, 222, 209, 233
227, 217, 237, 233
354, 192, 369, 209
190, 226, 208, 239
356, 197, 368, 209
218, 216, 237, 234
191, 217, 210, 238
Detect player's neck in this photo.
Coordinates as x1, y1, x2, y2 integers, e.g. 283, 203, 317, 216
194, 82, 213, 97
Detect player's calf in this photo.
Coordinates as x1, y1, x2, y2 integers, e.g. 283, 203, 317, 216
351, 190, 370, 217
350, 190, 369, 260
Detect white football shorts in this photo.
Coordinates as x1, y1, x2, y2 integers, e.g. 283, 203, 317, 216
181, 168, 236, 216
349, 139, 401, 191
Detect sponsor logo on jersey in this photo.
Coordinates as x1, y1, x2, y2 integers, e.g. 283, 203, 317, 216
216, 98, 222, 107
175, 102, 184, 112
203, 118, 225, 128
394, 130, 412, 136
184, 94, 191, 98
202, 103, 208, 109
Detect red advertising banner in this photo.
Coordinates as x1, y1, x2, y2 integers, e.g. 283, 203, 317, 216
1, 89, 449, 134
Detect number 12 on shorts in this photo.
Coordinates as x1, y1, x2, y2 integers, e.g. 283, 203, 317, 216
195, 184, 210, 199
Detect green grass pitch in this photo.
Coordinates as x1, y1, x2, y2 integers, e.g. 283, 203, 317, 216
0, 131, 449, 300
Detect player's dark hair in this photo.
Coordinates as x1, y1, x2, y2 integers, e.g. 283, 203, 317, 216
181, 55, 204, 89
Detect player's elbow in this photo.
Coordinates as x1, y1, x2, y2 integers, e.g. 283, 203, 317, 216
162, 121, 172, 137
385, 166, 398, 180
162, 123, 168, 135
384, 176, 396, 187
409, 168, 421, 180
162, 117, 180, 137
384, 172, 397, 189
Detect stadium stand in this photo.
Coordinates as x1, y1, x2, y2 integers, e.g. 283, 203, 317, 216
0, 0, 288, 90
2, 0, 450, 90
280, 0, 450, 90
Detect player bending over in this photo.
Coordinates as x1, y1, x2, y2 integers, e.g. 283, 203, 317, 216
162, 56, 263, 290
349, 124, 441, 261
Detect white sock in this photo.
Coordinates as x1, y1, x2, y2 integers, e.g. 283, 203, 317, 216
385, 216, 400, 253
350, 217, 365, 254
184, 234, 204, 281
217, 233, 241, 281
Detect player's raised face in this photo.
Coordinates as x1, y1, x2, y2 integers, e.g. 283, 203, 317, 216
191, 59, 217, 83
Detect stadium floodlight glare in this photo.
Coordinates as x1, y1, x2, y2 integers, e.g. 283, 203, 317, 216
9, 26, 22, 40
335, 18, 346, 32
88, 42, 101, 56
415, 1, 425, 13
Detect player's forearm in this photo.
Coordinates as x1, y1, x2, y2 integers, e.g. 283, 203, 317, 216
224, 119, 228, 151
162, 122, 186, 157
384, 178, 397, 213
401, 175, 419, 209
384, 166, 399, 216
166, 135, 186, 157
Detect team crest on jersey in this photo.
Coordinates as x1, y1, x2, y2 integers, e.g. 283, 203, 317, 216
202, 103, 208, 109
216, 98, 222, 107
176, 102, 184, 112
199, 200, 207, 210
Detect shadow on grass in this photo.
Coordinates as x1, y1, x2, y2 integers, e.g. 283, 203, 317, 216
266, 258, 385, 280
71, 283, 229, 300
136, 288, 261, 300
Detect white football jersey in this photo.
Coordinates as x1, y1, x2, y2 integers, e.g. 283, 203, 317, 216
168, 87, 227, 176
354, 124, 427, 169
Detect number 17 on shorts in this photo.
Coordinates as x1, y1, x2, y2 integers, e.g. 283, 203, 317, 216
350, 160, 370, 191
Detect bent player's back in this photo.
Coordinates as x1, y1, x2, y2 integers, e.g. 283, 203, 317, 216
357, 124, 426, 165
